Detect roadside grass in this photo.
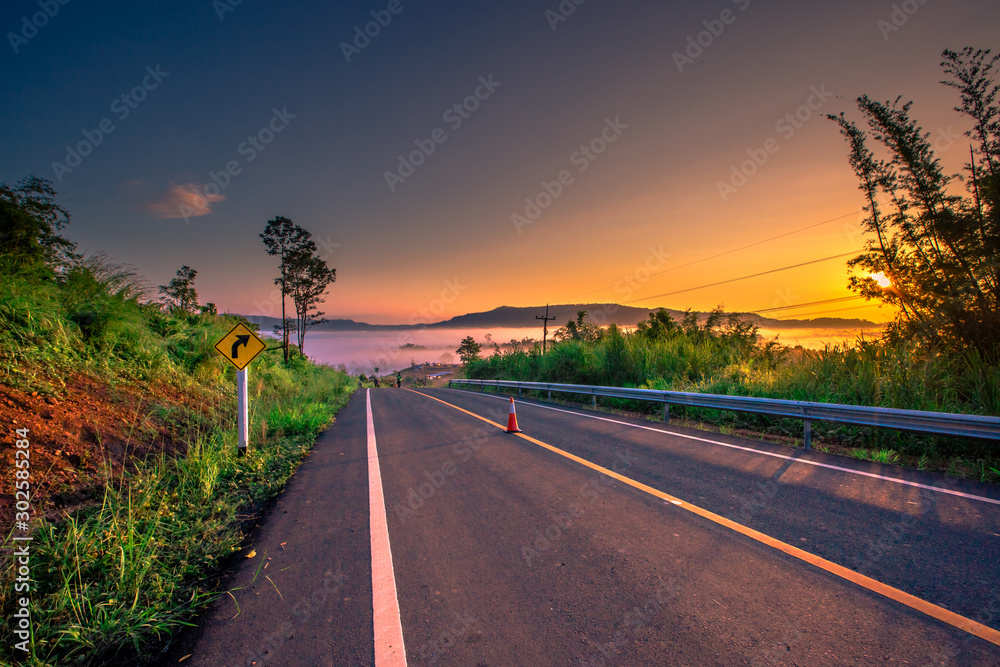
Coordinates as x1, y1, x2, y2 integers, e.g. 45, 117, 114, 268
466, 326, 1000, 464
265, 403, 332, 438
848, 448, 901, 465
2, 364, 353, 666
0, 255, 358, 665
467, 384, 1000, 485
0, 254, 242, 391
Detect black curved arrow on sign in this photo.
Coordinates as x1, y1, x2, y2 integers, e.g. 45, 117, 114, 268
231, 335, 250, 359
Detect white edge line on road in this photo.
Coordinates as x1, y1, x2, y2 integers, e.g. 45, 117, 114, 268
457, 390, 1000, 507
367, 389, 408, 666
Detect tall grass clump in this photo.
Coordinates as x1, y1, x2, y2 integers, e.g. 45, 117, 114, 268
0, 206, 358, 664
466, 308, 1000, 459
0, 252, 242, 387
1, 361, 353, 665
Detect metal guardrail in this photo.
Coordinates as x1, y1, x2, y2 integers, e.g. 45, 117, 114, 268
447, 379, 1000, 450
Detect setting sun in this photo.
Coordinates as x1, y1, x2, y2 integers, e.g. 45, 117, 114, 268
870, 272, 892, 288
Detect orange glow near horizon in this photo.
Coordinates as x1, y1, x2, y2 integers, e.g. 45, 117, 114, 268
12, 1, 992, 339
306, 227, 891, 327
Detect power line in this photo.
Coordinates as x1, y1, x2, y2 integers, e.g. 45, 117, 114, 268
623, 250, 861, 305
749, 295, 864, 315
531, 211, 865, 324
567, 210, 862, 301
516, 266, 863, 332
501, 211, 867, 332
758, 304, 881, 320
539, 294, 859, 329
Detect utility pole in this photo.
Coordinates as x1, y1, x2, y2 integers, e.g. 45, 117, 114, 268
536, 304, 556, 355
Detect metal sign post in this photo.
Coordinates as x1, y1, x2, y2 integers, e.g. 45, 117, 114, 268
214, 322, 267, 455
237, 368, 249, 456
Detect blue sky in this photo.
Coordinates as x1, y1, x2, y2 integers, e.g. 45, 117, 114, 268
2, 0, 998, 323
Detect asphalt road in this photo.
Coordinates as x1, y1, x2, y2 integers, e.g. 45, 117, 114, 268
161, 387, 1000, 666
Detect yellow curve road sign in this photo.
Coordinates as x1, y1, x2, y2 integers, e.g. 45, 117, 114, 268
214, 323, 267, 370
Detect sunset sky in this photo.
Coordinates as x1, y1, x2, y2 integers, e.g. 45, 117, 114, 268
2, 0, 998, 326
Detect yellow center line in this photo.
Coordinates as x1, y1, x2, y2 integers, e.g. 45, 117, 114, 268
408, 388, 507, 430
409, 389, 1000, 648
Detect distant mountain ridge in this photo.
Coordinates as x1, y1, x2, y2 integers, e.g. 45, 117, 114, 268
242, 303, 881, 332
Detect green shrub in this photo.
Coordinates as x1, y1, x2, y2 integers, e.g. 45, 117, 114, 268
466, 324, 1000, 458
0, 247, 357, 665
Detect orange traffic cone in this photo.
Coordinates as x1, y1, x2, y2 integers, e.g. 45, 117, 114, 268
505, 397, 522, 433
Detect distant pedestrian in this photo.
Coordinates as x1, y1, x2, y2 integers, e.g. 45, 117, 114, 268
396, 371, 402, 388
373, 375, 380, 388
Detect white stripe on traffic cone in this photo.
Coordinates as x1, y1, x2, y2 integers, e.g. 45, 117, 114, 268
506, 397, 522, 433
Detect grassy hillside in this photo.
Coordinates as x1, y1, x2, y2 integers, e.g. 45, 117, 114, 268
0, 255, 354, 665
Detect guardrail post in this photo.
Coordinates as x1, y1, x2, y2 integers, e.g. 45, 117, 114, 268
663, 403, 670, 424
547, 390, 552, 401
592, 394, 597, 409
803, 419, 811, 451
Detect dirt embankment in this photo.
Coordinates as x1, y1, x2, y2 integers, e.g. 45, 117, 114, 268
1, 374, 228, 534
